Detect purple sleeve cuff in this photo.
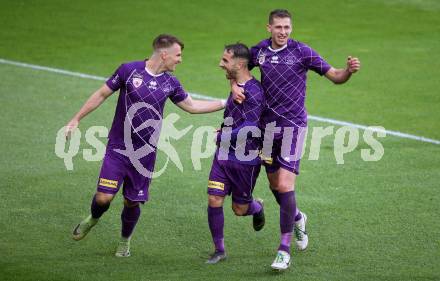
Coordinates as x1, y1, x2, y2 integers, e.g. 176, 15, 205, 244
105, 79, 118, 92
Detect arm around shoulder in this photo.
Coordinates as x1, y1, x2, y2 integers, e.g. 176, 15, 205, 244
176, 95, 225, 114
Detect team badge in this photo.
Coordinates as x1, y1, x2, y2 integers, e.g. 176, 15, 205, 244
132, 73, 143, 88
258, 51, 266, 65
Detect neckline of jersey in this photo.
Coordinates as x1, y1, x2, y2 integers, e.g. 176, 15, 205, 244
268, 44, 288, 53
144, 61, 165, 77
237, 76, 254, 87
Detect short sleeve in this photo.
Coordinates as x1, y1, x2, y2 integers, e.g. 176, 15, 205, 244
169, 77, 188, 104
248, 45, 260, 70
105, 64, 125, 91
301, 45, 331, 76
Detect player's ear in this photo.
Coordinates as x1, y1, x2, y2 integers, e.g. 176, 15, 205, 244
239, 59, 247, 69
266, 23, 271, 33
160, 50, 168, 60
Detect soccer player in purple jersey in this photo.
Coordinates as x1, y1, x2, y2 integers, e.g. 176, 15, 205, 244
65, 34, 226, 257
205, 43, 266, 264
232, 10, 361, 270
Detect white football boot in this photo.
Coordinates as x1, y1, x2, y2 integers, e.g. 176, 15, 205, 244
271, 250, 291, 271
294, 212, 308, 251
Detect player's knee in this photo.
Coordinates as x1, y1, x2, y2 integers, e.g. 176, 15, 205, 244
208, 195, 224, 207
232, 203, 247, 216
275, 181, 295, 193
124, 198, 139, 208
95, 192, 113, 206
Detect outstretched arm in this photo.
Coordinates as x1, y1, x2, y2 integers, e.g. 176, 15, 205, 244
325, 56, 361, 84
176, 95, 226, 114
64, 84, 114, 138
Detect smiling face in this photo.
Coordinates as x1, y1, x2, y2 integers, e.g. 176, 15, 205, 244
219, 50, 239, 80
267, 17, 292, 49
160, 43, 182, 72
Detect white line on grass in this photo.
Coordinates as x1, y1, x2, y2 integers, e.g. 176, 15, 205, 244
1, 58, 439, 145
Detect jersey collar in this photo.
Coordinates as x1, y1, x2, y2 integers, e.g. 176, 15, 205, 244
268, 43, 288, 53
144, 60, 165, 77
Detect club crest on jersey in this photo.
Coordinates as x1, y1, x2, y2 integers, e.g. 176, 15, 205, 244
148, 80, 158, 90
132, 74, 143, 88
258, 52, 266, 65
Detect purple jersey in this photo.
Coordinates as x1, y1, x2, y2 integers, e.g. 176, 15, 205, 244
250, 39, 331, 128
217, 77, 265, 165
105, 60, 188, 151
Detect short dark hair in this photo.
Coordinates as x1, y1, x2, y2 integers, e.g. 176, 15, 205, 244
224, 43, 250, 62
152, 34, 184, 51
268, 9, 292, 24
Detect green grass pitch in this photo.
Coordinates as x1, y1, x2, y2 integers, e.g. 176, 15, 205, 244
0, 1, 439, 280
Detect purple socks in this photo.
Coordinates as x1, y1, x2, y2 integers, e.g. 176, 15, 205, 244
272, 189, 302, 222
208, 206, 225, 253
121, 204, 141, 239
278, 191, 296, 254
245, 200, 263, 216
90, 195, 110, 219
279, 232, 293, 253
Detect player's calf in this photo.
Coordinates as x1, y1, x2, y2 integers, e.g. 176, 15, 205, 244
252, 199, 265, 231
72, 194, 113, 241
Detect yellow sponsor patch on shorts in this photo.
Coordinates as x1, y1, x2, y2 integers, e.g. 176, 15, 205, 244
260, 155, 273, 165
259, 151, 273, 165
99, 178, 118, 189
208, 180, 225, 191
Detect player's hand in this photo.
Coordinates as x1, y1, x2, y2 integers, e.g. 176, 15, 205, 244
347, 56, 361, 73
231, 83, 245, 104
65, 119, 79, 139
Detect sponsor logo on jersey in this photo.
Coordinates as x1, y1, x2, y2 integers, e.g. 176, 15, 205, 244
285, 56, 299, 65
270, 56, 279, 64
112, 74, 119, 85
148, 80, 157, 90
162, 82, 172, 93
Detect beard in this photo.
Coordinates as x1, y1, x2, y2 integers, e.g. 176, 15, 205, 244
225, 69, 237, 80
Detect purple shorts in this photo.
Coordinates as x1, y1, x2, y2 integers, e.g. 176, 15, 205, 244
262, 126, 307, 175
207, 150, 261, 204
96, 145, 156, 202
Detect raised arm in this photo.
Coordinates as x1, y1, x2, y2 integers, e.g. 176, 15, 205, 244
325, 56, 361, 84
64, 84, 114, 138
176, 95, 226, 114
